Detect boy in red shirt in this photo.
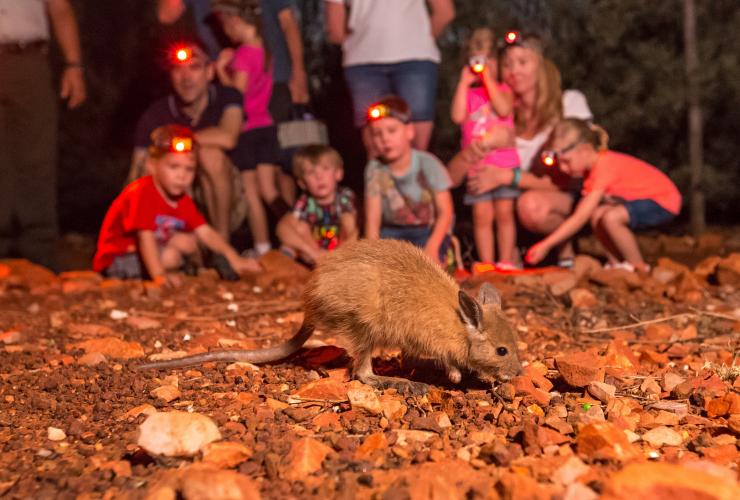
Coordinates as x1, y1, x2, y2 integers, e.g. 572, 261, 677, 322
526, 118, 681, 272
94, 125, 260, 286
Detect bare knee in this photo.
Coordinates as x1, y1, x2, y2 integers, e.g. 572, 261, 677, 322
198, 147, 228, 177
169, 233, 198, 256
473, 202, 494, 227
601, 206, 628, 227
517, 192, 548, 231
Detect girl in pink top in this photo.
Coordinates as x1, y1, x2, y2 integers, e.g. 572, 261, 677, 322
451, 28, 520, 269
214, 0, 287, 256
526, 118, 681, 272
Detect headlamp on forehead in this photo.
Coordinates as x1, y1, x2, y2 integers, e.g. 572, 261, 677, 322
366, 104, 411, 124
541, 150, 558, 168
173, 46, 193, 64
154, 136, 194, 154
504, 31, 521, 45
469, 55, 486, 74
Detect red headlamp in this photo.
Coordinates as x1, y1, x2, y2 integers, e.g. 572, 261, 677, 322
505, 31, 521, 45
173, 46, 193, 65
541, 150, 558, 167
366, 104, 411, 124
170, 137, 193, 153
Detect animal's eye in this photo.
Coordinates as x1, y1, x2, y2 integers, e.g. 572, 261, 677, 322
496, 347, 508, 356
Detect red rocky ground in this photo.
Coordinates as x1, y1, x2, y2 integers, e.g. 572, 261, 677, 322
1, 233, 739, 499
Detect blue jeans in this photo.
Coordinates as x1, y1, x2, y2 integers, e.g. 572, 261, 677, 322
624, 199, 675, 230
380, 225, 450, 262
344, 60, 438, 127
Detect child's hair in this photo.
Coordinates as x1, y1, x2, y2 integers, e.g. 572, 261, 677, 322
292, 144, 343, 180
366, 95, 412, 124
212, 0, 271, 70
553, 118, 610, 151
465, 27, 496, 58
148, 124, 197, 159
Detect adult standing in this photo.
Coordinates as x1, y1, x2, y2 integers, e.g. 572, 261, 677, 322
448, 34, 592, 265
324, 0, 455, 152
0, 0, 87, 270
258, 0, 309, 204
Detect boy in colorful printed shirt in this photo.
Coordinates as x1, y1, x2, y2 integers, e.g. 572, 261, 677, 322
94, 125, 260, 286
364, 95, 454, 264
276, 144, 357, 264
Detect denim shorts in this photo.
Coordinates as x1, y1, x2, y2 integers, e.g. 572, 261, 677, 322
380, 225, 450, 262
464, 186, 520, 205
624, 199, 675, 230
344, 60, 438, 127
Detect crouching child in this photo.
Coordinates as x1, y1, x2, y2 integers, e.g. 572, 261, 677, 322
276, 145, 358, 265
93, 124, 261, 286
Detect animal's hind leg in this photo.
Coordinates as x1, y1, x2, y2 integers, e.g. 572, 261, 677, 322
352, 349, 429, 396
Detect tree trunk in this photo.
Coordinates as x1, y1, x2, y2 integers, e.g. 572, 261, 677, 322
683, 0, 705, 236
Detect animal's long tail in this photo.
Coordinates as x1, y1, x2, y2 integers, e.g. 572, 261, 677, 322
135, 323, 314, 370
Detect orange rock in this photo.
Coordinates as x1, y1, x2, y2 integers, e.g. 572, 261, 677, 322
311, 411, 342, 431
590, 268, 642, 289
641, 426, 683, 447
694, 256, 722, 281
281, 437, 332, 480
150, 385, 181, 403
180, 466, 261, 500
0, 329, 23, 344
347, 380, 382, 415
523, 363, 554, 392
604, 340, 640, 372
78, 352, 107, 366
543, 271, 577, 296
644, 324, 675, 341
716, 253, 740, 287
67, 323, 118, 338
556, 352, 605, 387
355, 432, 388, 461
379, 395, 407, 421
700, 444, 740, 465
496, 472, 552, 500
201, 441, 252, 468
71, 337, 145, 359
602, 462, 740, 500
512, 375, 551, 406
287, 378, 348, 404
576, 422, 639, 462
125, 316, 162, 330
537, 426, 570, 448
573, 255, 602, 280
569, 288, 598, 309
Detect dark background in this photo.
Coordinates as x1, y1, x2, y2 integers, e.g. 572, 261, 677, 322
56, 0, 740, 236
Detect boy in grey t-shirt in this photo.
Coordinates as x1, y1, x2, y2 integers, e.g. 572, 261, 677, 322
364, 96, 454, 264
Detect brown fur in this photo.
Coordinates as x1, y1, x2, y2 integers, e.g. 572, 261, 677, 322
137, 240, 521, 394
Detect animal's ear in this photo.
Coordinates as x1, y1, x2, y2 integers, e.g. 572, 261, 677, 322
477, 283, 502, 308
458, 291, 483, 330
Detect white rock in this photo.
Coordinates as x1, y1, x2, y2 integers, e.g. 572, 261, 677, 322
47, 427, 66, 441
641, 426, 683, 448
137, 411, 221, 457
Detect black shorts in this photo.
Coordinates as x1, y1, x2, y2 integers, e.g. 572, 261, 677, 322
230, 125, 281, 171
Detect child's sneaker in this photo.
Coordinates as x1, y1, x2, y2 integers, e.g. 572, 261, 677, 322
495, 261, 521, 271
604, 261, 636, 272
209, 253, 240, 281
557, 258, 574, 269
